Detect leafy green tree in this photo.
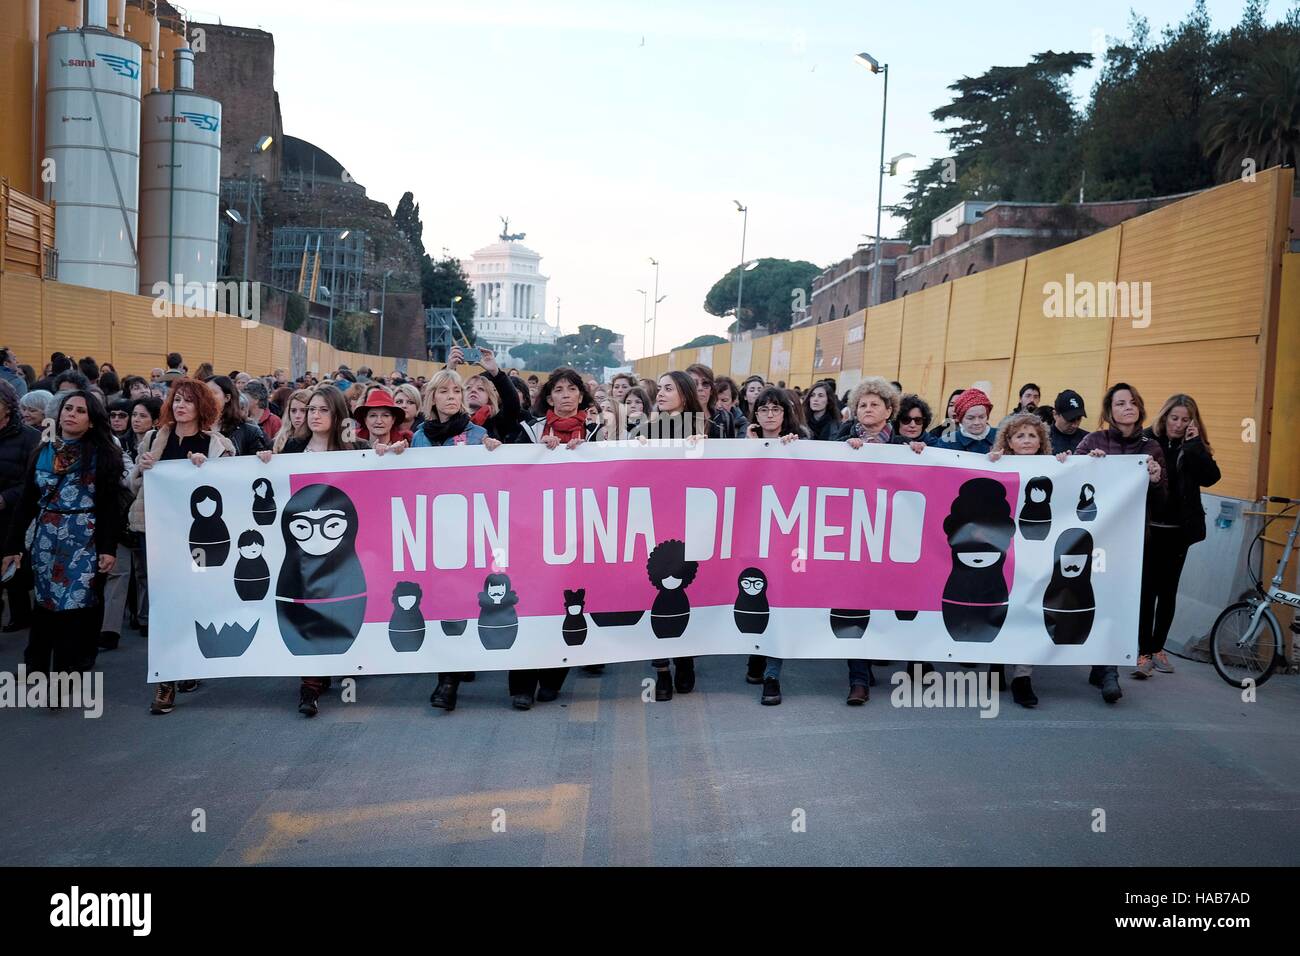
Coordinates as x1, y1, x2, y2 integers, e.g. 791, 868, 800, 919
420, 254, 476, 341
703, 258, 822, 333
1202, 31, 1300, 181
511, 324, 620, 376
674, 334, 728, 350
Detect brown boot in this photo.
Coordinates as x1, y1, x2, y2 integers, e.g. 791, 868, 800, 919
846, 684, 869, 705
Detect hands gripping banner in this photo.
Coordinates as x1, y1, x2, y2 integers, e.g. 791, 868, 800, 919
144, 441, 1149, 681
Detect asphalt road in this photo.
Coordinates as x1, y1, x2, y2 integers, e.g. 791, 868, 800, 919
2, 624, 1297, 866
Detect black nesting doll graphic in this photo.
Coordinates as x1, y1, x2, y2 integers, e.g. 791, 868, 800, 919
647, 539, 698, 638
388, 581, 426, 652
233, 530, 270, 601
477, 573, 519, 649
1077, 483, 1097, 522
941, 477, 1014, 643
733, 567, 769, 635
895, 610, 918, 621
1019, 477, 1054, 541
830, 609, 870, 638
252, 478, 277, 526
1042, 528, 1096, 645
275, 483, 367, 656
441, 619, 468, 636
562, 588, 588, 646
189, 486, 230, 568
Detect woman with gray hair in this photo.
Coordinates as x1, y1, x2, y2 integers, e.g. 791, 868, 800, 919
839, 376, 901, 446
19, 389, 54, 431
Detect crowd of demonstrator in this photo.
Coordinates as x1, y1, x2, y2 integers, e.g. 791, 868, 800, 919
0, 347, 1220, 717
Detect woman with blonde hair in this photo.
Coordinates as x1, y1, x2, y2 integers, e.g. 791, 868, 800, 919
391, 382, 423, 431
412, 371, 497, 448
1140, 394, 1220, 678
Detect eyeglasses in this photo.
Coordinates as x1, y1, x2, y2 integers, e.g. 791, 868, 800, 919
756, 406, 783, 415
109, 411, 129, 419
903, 415, 924, 424
288, 515, 347, 541
306, 405, 331, 415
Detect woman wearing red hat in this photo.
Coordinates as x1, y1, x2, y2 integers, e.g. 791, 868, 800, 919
355, 388, 413, 449
932, 388, 998, 454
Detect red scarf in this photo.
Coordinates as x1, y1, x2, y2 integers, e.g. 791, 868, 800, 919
471, 405, 491, 428
544, 410, 586, 444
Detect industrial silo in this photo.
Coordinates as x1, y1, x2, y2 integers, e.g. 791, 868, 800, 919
44, 0, 142, 293
138, 45, 220, 306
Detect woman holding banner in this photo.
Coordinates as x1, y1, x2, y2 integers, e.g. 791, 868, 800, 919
450, 346, 525, 445
1075, 383, 1166, 704
2, 390, 124, 700
744, 387, 805, 705
257, 385, 371, 717
132, 379, 235, 715
1139, 394, 1219, 680
931, 388, 997, 454
986, 413, 1070, 708
518, 367, 605, 446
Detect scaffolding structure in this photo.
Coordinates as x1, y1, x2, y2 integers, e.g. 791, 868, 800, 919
425, 307, 474, 363
271, 227, 367, 314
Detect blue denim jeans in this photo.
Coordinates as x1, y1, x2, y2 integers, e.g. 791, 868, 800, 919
847, 659, 872, 687
763, 657, 782, 680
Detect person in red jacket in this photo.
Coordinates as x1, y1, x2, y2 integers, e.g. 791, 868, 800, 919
1074, 383, 1166, 704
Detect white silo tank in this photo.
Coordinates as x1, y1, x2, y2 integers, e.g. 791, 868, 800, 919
138, 46, 221, 308
44, 0, 142, 294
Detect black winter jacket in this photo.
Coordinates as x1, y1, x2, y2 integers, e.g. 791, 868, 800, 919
0, 419, 41, 547
1145, 428, 1221, 546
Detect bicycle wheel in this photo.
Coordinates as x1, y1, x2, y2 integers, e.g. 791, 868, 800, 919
1210, 601, 1281, 688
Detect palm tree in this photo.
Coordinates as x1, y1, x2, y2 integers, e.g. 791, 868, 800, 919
1203, 44, 1300, 182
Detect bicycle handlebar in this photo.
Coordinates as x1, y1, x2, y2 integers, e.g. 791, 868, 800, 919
1267, 496, 1300, 505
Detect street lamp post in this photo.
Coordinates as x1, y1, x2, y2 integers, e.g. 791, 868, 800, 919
377, 268, 393, 356
242, 135, 273, 281
649, 257, 660, 354
855, 52, 889, 307
734, 200, 748, 322
636, 289, 648, 358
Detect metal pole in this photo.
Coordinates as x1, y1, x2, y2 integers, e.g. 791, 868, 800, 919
638, 290, 647, 358
328, 253, 337, 345
735, 204, 748, 320
650, 258, 660, 355
242, 160, 253, 279
378, 270, 389, 356
871, 64, 889, 308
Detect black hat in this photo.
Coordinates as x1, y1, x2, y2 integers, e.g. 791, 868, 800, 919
1054, 390, 1086, 422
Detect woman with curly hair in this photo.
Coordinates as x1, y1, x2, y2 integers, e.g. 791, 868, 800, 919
840, 376, 900, 447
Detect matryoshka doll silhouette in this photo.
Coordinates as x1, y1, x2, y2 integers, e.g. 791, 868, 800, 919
733, 567, 769, 635
1042, 528, 1096, 645
1077, 483, 1097, 522
830, 609, 870, 639
189, 486, 230, 568
1019, 477, 1053, 541
941, 477, 1014, 643
389, 581, 426, 652
562, 589, 588, 646
647, 540, 698, 639
477, 573, 519, 649
233, 530, 270, 601
275, 483, 367, 655
252, 478, 277, 526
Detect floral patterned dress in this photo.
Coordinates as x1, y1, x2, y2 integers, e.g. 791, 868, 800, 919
31, 440, 100, 612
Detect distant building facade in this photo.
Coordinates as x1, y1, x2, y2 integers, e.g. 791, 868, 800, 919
463, 235, 557, 363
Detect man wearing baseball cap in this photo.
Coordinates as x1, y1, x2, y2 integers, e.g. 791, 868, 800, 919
1050, 389, 1087, 455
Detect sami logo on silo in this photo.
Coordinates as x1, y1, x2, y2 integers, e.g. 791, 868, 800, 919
97, 52, 140, 79
179, 112, 220, 132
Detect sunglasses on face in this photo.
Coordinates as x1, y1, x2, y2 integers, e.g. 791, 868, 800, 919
903, 415, 924, 424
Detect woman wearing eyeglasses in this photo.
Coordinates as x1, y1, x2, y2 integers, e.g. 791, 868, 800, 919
256, 385, 373, 717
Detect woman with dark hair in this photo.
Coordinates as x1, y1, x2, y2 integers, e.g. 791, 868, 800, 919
131, 378, 235, 713
194, 362, 215, 382
518, 368, 605, 445
99, 369, 121, 401
738, 374, 766, 420
121, 375, 150, 401
686, 363, 735, 438
642, 370, 708, 700
713, 376, 749, 436
0, 380, 41, 633
254, 384, 370, 717
205, 375, 269, 456
744, 387, 806, 704
107, 398, 135, 455
891, 394, 933, 446
2, 390, 124, 695
929, 389, 965, 440
803, 381, 843, 441
621, 385, 652, 437
19, 364, 36, 391
1140, 394, 1220, 679
1075, 383, 1166, 702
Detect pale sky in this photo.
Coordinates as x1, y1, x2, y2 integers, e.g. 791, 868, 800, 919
189, 0, 1273, 358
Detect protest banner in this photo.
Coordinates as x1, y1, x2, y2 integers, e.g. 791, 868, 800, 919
144, 440, 1148, 681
